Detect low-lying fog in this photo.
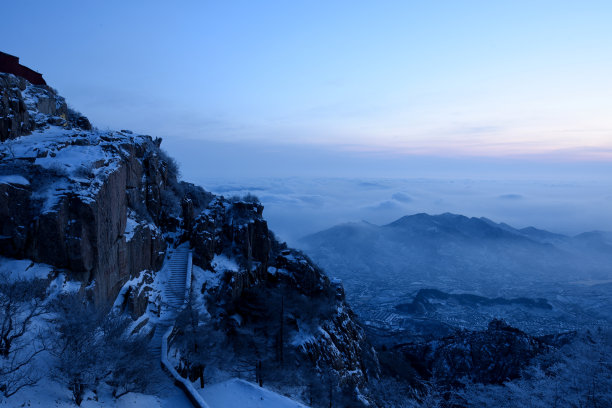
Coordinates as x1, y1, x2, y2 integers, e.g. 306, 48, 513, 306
165, 138, 612, 246
167, 137, 612, 334
193, 176, 611, 246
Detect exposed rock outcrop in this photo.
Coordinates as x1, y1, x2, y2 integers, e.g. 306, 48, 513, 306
0, 73, 69, 141
182, 196, 377, 387
0, 128, 177, 302
398, 319, 573, 385
0, 77, 192, 303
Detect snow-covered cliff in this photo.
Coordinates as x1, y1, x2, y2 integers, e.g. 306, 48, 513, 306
0, 71, 377, 405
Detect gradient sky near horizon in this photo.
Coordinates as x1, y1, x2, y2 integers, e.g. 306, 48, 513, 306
3, 0, 612, 165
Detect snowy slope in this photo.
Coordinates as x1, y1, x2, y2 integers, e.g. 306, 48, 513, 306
199, 379, 309, 408
0, 256, 53, 281
2, 376, 193, 408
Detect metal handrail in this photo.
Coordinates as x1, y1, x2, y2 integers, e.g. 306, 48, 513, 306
185, 251, 192, 304
161, 325, 210, 408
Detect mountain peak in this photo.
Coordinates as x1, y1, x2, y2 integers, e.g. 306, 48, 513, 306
386, 212, 515, 240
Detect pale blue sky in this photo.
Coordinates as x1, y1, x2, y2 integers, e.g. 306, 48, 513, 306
3, 1, 612, 162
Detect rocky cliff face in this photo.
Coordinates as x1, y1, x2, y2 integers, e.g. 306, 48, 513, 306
0, 73, 90, 142
0, 126, 178, 302
0, 72, 377, 398
0, 73, 206, 303
179, 196, 378, 388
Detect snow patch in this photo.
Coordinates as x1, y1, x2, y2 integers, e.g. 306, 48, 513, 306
124, 215, 139, 241
3, 369, 194, 407
112, 270, 147, 311
199, 378, 309, 408
212, 254, 239, 273
230, 313, 243, 326
0, 256, 53, 281
193, 265, 221, 289
47, 273, 81, 296
291, 329, 316, 347
0, 174, 30, 186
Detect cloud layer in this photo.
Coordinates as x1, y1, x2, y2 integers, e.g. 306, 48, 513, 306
192, 176, 612, 246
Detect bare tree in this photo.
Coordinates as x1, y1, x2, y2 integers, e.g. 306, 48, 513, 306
51, 293, 159, 405
173, 292, 227, 388
0, 275, 47, 398
99, 313, 158, 398
50, 294, 100, 406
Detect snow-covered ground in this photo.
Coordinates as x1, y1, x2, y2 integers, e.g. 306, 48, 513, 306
1, 374, 193, 407
199, 378, 309, 408
0, 255, 196, 408
4, 377, 311, 408
0, 256, 53, 281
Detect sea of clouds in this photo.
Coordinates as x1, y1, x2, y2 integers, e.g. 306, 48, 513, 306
188, 176, 611, 246
164, 138, 612, 246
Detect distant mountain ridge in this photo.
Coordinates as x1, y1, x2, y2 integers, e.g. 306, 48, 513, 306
387, 212, 536, 242
300, 212, 612, 295
384, 212, 609, 244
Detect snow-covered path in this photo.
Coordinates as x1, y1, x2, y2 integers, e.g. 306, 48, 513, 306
147, 243, 211, 408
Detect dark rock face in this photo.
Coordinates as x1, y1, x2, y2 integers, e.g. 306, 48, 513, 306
300, 303, 377, 385
0, 180, 31, 251
185, 197, 377, 387
399, 319, 566, 385
1, 74, 35, 141
189, 198, 331, 301
0, 129, 177, 303
189, 199, 270, 277
75, 116, 92, 130
0, 73, 75, 142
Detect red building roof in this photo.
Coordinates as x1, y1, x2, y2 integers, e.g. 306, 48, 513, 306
0, 51, 46, 86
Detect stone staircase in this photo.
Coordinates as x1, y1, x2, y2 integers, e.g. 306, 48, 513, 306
149, 243, 210, 407
150, 243, 191, 359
